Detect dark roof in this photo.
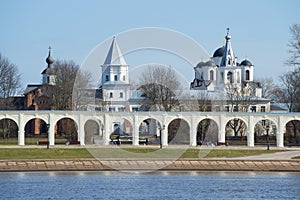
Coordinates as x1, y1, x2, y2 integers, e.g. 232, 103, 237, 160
23, 84, 42, 94
240, 59, 253, 66
213, 46, 224, 57
41, 67, 55, 75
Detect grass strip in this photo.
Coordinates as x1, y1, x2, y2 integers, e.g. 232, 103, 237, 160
0, 148, 287, 160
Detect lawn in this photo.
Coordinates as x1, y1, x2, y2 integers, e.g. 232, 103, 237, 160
0, 148, 93, 160
0, 147, 286, 160
204, 149, 285, 158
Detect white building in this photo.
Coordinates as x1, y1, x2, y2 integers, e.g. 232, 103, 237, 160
97, 36, 140, 112
94, 30, 270, 113
190, 28, 260, 97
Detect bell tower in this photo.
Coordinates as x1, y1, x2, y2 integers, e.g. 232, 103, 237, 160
41, 46, 56, 85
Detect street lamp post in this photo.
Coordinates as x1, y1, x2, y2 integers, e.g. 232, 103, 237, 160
159, 125, 165, 149
266, 125, 270, 150
46, 124, 50, 149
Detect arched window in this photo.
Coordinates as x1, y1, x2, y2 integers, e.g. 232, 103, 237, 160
227, 72, 233, 83
210, 70, 214, 80
220, 72, 224, 82
245, 70, 250, 81
237, 71, 240, 83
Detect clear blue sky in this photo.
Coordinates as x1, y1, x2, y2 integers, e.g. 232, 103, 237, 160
1, 0, 299, 88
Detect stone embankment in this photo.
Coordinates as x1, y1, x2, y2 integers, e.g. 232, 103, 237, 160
0, 158, 299, 172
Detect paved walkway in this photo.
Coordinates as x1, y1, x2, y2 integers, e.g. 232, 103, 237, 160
228, 150, 300, 160
0, 158, 299, 172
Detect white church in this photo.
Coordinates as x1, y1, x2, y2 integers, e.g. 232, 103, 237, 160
94, 29, 271, 113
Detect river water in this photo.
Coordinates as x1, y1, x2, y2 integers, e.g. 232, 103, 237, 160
0, 171, 299, 200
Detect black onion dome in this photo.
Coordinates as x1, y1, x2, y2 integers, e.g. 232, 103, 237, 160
213, 46, 224, 57
240, 59, 253, 66
46, 55, 54, 64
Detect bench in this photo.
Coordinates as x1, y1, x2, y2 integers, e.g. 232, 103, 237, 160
217, 142, 228, 146
68, 141, 80, 145
38, 141, 49, 145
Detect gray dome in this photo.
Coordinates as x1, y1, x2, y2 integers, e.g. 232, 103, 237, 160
46, 46, 54, 64
196, 60, 216, 68
213, 46, 224, 57
240, 59, 253, 66
46, 55, 54, 64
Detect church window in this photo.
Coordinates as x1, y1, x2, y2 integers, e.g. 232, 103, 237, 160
227, 72, 233, 83
120, 92, 123, 98
245, 70, 250, 81
105, 75, 109, 81
210, 70, 214, 80
114, 75, 118, 81
233, 106, 238, 112
47, 77, 50, 83
109, 92, 113, 98
225, 106, 230, 112
261, 106, 266, 112
220, 72, 224, 81
123, 75, 126, 81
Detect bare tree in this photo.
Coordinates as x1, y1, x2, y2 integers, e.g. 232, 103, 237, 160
226, 118, 247, 138
225, 83, 253, 138
256, 77, 277, 99
138, 65, 182, 111
72, 69, 94, 110
226, 83, 254, 112
52, 60, 92, 110
0, 53, 21, 98
286, 24, 300, 67
279, 68, 300, 112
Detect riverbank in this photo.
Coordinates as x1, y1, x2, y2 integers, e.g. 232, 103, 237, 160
1, 158, 299, 172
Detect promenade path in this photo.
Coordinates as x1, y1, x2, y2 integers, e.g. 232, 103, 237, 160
228, 150, 300, 160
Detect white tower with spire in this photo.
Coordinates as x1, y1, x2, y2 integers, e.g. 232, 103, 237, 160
100, 36, 130, 112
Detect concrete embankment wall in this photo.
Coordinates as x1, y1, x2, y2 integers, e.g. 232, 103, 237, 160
1, 159, 300, 172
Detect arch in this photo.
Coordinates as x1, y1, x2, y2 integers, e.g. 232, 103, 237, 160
284, 120, 300, 146
245, 70, 250, 81
196, 118, 218, 146
225, 118, 247, 145
254, 119, 277, 147
210, 70, 214, 81
84, 119, 102, 145
24, 118, 47, 145
110, 118, 133, 145
168, 118, 190, 145
56, 117, 78, 144
139, 118, 161, 145
0, 118, 18, 145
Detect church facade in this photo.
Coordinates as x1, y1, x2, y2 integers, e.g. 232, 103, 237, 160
93, 29, 270, 113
